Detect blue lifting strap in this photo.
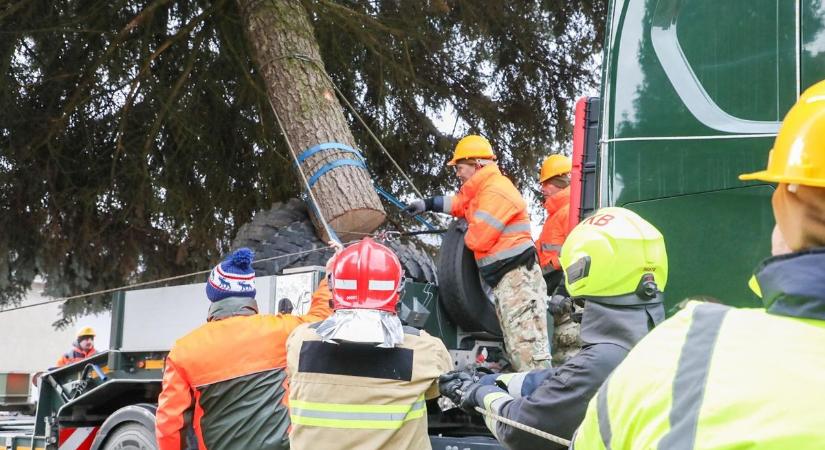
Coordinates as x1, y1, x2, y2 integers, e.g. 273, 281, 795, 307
374, 185, 436, 231
297, 142, 364, 164
308, 159, 367, 188
298, 141, 435, 235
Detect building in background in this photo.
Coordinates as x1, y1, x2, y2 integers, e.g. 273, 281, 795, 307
0, 279, 110, 373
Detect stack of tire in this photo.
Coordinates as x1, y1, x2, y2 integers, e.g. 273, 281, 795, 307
232, 198, 437, 284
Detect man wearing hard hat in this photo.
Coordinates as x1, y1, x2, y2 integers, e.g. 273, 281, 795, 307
536, 154, 574, 274
572, 81, 825, 449
537, 154, 582, 366
405, 135, 551, 371
56, 326, 97, 367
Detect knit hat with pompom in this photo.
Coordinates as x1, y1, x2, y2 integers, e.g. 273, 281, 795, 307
205, 248, 256, 302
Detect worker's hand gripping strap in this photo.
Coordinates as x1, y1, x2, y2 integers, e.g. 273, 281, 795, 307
424, 196, 448, 213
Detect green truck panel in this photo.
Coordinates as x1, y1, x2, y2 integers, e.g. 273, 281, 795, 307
597, 0, 820, 312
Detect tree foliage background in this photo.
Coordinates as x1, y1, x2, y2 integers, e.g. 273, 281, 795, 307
0, 0, 605, 323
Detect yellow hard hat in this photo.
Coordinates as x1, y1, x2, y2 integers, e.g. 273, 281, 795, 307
539, 154, 572, 183
447, 135, 496, 166
561, 207, 668, 304
739, 79, 825, 187
76, 326, 96, 338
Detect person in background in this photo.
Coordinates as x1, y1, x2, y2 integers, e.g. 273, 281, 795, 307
536, 154, 582, 365
56, 326, 97, 367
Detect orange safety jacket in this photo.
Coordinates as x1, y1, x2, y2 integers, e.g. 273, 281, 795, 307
155, 279, 333, 450
536, 186, 572, 270
442, 164, 535, 283
56, 344, 96, 367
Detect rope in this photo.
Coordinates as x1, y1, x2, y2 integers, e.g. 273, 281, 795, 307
265, 94, 342, 245
0, 222, 437, 316
398, 228, 447, 236
0, 245, 337, 314
326, 75, 425, 198
473, 406, 572, 447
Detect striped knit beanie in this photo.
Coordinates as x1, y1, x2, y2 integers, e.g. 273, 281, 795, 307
205, 248, 256, 302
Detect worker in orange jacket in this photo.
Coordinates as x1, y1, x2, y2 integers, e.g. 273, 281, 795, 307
536, 154, 581, 364
405, 135, 551, 370
155, 248, 333, 450
536, 154, 573, 273
56, 326, 97, 367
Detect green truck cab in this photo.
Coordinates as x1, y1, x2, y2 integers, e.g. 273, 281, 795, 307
571, 0, 824, 312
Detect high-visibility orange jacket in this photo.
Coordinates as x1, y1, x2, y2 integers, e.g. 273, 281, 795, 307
56, 344, 96, 367
442, 164, 534, 283
155, 279, 333, 450
537, 186, 571, 270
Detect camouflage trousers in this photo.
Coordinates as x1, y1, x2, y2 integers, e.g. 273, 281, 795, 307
492, 264, 552, 371
551, 313, 582, 366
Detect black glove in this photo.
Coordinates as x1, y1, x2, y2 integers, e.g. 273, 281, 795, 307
548, 294, 573, 316
438, 371, 474, 406
458, 382, 485, 413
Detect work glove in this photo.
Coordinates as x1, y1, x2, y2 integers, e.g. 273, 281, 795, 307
457, 382, 485, 413
438, 371, 474, 406
402, 199, 427, 216
548, 294, 573, 316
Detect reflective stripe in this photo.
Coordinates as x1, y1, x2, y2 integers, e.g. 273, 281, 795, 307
335, 279, 357, 289
290, 396, 426, 430
474, 210, 505, 231
481, 391, 511, 440
368, 280, 396, 291
477, 241, 534, 267
658, 303, 729, 450
541, 243, 563, 252
495, 372, 527, 397
502, 222, 531, 234
596, 377, 613, 450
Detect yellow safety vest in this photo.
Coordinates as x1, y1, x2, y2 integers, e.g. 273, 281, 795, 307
573, 301, 825, 450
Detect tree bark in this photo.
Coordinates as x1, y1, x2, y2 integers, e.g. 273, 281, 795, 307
237, 0, 386, 242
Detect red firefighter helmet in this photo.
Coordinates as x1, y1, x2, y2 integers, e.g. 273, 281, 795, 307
330, 238, 403, 313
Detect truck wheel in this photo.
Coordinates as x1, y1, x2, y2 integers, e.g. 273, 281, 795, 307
385, 240, 438, 284
234, 199, 438, 283
100, 423, 156, 450
233, 199, 335, 275
436, 220, 502, 336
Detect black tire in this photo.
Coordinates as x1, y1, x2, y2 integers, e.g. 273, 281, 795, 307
233, 200, 335, 276
100, 423, 156, 450
436, 220, 502, 336
385, 240, 438, 284
233, 199, 438, 283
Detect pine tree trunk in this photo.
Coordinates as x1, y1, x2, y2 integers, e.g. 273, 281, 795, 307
237, 0, 386, 242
